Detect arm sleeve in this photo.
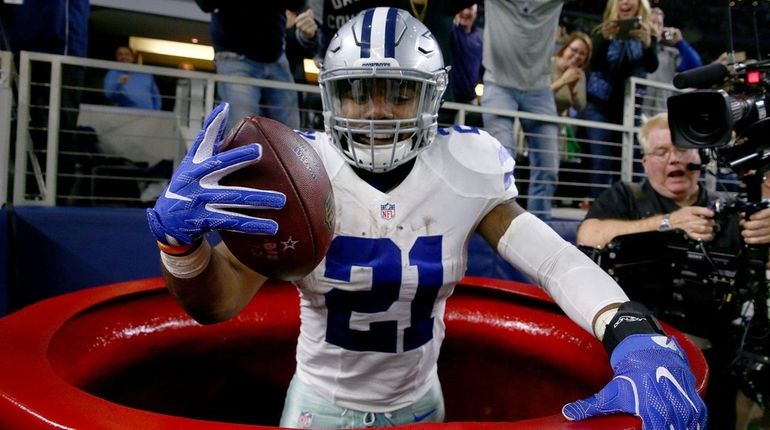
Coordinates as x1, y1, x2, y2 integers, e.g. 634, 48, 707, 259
497, 212, 629, 334
590, 33, 610, 71
642, 38, 659, 73
294, 26, 320, 54
675, 39, 703, 72
103, 70, 120, 101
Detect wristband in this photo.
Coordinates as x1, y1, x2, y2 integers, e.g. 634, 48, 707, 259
593, 307, 619, 340
157, 239, 202, 256
602, 301, 665, 353
160, 239, 212, 279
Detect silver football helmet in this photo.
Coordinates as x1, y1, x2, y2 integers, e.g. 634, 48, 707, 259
318, 7, 448, 172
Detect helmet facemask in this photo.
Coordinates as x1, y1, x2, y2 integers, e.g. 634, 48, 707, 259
321, 68, 447, 172
318, 7, 448, 173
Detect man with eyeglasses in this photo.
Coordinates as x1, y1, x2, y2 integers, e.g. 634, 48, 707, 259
576, 112, 770, 248
576, 112, 770, 429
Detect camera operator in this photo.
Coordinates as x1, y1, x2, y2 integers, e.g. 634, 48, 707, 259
577, 113, 770, 250
577, 112, 770, 429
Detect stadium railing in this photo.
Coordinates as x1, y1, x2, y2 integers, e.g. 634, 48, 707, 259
3, 51, 672, 219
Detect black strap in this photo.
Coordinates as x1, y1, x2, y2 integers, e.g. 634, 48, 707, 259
602, 301, 666, 353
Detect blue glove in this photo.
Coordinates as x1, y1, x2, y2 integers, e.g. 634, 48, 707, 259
147, 103, 286, 246
562, 334, 707, 429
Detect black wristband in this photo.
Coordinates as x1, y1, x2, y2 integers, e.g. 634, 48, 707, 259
602, 301, 666, 353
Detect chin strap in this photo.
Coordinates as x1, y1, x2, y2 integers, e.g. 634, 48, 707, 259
601, 301, 666, 353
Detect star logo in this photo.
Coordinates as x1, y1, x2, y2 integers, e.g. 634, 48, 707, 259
281, 236, 299, 250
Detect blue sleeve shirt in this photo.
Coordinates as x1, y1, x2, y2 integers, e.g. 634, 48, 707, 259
103, 70, 161, 110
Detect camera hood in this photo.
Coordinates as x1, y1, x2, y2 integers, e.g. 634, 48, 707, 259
668, 90, 734, 149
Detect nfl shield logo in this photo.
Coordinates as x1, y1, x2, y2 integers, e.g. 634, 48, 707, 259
380, 203, 396, 220
298, 411, 313, 428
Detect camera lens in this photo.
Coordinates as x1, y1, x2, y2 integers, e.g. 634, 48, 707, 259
668, 91, 733, 148
688, 107, 720, 136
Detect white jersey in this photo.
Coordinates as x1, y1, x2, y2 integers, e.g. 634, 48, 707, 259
292, 126, 518, 412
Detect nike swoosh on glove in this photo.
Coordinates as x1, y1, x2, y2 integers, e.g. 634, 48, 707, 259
562, 334, 707, 430
147, 103, 286, 246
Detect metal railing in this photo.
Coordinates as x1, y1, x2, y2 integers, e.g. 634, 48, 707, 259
2, 51, 704, 217
0, 51, 13, 205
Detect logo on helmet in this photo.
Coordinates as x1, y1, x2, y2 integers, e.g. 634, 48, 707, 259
354, 58, 399, 68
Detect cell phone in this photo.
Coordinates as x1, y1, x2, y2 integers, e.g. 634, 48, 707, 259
614, 16, 642, 40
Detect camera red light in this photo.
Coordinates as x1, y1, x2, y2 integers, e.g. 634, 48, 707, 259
747, 70, 761, 85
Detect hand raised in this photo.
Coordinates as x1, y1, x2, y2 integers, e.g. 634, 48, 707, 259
147, 103, 286, 246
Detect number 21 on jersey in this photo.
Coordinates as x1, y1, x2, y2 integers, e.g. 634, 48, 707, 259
324, 236, 444, 353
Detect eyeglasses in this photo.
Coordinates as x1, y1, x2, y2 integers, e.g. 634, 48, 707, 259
568, 45, 587, 56
646, 147, 694, 161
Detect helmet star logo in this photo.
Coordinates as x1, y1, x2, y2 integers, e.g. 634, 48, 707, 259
281, 236, 299, 251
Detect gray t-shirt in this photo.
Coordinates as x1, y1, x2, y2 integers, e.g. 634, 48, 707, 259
483, 0, 564, 91
644, 45, 680, 115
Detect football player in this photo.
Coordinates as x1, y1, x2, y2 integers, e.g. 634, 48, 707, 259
147, 8, 707, 429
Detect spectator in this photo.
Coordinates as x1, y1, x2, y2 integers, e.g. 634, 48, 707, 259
643, 7, 702, 116
103, 46, 161, 110
581, 0, 658, 198
551, 31, 591, 173
285, 9, 319, 85
450, 4, 483, 106
196, 1, 303, 131
285, 8, 322, 129
2, 0, 89, 136
396, 0, 478, 117
147, 10, 706, 429
551, 32, 591, 116
307, 0, 382, 58
577, 113, 770, 429
2, 0, 89, 200
285, 8, 323, 130
480, 0, 564, 220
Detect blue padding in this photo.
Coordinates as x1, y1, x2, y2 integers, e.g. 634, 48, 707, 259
6, 206, 580, 311
11, 206, 161, 308
0, 208, 8, 316
464, 219, 581, 284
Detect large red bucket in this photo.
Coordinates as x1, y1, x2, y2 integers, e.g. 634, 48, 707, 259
0, 277, 707, 429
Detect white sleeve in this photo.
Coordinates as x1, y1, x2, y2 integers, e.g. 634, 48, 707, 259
496, 212, 629, 335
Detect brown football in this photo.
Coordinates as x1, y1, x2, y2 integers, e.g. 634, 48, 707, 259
218, 116, 335, 281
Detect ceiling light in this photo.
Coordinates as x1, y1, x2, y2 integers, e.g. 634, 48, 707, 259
129, 36, 214, 61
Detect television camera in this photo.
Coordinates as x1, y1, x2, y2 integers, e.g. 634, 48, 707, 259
605, 59, 770, 404
668, 60, 770, 181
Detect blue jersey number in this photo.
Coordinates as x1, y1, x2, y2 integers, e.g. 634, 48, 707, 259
324, 236, 443, 352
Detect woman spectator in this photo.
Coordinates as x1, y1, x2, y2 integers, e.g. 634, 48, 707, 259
551, 31, 591, 115
582, 0, 658, 197
551, 32, 591, 200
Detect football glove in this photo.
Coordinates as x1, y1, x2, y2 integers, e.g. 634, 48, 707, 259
147, 103, 286, 247
562, 334, 707, 429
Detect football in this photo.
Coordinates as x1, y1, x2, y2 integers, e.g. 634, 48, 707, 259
218, 116, 335, 281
